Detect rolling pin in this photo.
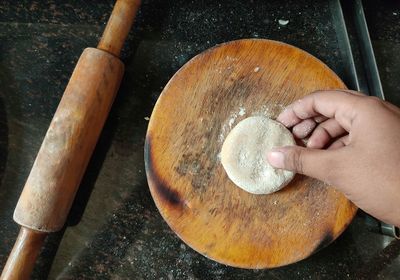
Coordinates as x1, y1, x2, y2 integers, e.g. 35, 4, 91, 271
0, 0, 141, 279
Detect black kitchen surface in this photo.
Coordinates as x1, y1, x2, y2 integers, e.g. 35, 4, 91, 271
0, 0, 399, 279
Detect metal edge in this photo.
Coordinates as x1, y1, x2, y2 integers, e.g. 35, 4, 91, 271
352, 0, 385, 100
329, 0, 360, 91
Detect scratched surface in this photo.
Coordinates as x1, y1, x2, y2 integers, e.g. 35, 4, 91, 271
145, 39, 357, 268
0, 0, 399, 279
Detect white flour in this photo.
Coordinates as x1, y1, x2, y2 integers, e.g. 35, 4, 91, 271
218, 103, 285, 144
220, 116, 295, 195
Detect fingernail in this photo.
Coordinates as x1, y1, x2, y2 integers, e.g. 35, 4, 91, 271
267, 151, 285, 168
307, 138, 317, 148
306, 138, 314, 148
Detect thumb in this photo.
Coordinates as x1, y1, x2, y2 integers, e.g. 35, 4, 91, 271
266, 145, 341, 182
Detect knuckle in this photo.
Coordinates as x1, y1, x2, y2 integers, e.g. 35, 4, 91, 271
364, 96, 385, 108
287, 148, 305, 174
353, 96, 386, 117
321, 153, 344, 185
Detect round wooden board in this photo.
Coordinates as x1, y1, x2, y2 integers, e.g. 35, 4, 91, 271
145, 39, 357, 268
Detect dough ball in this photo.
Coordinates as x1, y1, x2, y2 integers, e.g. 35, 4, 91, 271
221, 116, 295, 194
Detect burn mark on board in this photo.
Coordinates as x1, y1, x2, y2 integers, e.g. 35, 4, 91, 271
312, 231, 334, 254
145, 136, 182, 206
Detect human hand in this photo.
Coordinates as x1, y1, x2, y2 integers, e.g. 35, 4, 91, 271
267, 90, 400, 227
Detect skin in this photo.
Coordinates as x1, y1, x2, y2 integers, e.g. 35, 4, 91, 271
266, 90, 400, 227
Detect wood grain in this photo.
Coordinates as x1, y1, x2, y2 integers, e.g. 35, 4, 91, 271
2, 1, 140, 278
13, 47, 124, 232
98, 0, 141, 57
0, 228, 46, 280
145, 39, 357, 268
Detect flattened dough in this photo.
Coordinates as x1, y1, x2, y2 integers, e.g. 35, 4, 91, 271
221, 116, 295, 194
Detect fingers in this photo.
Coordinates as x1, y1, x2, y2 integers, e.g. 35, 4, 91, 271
277, 107, 302, 127
314, 115, 328, 123
292, 119, 317, 138
307, 118, 347, 148
289, 116, 348, 148
267, 145, 343, 183
277, 90, 361, 131
382, 99, 400, 115
328, 135, 350, 150
336, 89, 366, 96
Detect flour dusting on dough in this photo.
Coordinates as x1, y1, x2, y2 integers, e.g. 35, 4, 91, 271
220, 116, 295, 195
219, 106, 248, 143
218, 103, 286, 145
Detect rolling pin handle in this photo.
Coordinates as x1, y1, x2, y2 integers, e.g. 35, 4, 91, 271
0, 227, 46, 280
1, 0, 141, 279
97, 0, 141, 57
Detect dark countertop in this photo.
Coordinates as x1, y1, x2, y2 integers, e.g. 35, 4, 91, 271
0, 0, 399, 279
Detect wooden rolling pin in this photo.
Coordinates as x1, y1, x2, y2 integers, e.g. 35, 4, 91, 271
1, 0, 141, 279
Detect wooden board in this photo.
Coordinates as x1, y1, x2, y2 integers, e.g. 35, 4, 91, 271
145, 39, 357, 268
